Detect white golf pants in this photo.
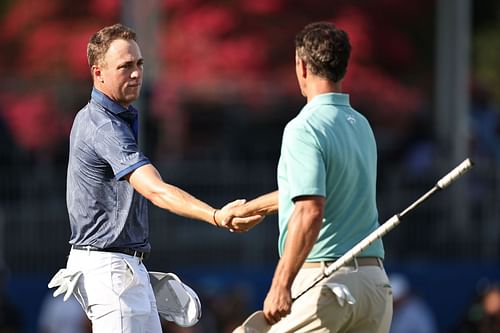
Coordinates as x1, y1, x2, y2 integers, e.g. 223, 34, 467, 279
67, 248, 162, 333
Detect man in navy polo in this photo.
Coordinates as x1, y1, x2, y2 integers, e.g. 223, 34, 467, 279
60, 23, 261, 333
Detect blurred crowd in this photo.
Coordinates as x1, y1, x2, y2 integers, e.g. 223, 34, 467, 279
1, 80, 499, 333
387, 273, 500, 333
452, 283, 500, 333
0, 1, 499, 332
389, 273, 438, 333
34, 281, 253, 333
2, 267, 500, 333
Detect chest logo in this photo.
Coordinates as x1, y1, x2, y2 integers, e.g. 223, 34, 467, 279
346, 115, 356, 124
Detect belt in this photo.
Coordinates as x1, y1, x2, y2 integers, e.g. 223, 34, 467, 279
71, 245, 149, 260
302, 257, 383, 269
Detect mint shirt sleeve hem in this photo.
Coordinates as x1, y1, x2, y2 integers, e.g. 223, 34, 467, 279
290, 187, 326, 200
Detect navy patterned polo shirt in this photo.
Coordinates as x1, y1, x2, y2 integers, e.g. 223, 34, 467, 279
67, 88, 151, 252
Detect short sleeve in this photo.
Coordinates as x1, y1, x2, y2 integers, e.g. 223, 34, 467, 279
282, 124, 326, 199
94, 121, 150, 180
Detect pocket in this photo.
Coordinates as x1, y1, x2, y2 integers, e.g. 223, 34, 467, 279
323, 283, 356, 307
374, 282, 393, 325
73, 279, 90, 315
376, 282, 392, 297
111, 258, 135, 296
113, 258, 152, 316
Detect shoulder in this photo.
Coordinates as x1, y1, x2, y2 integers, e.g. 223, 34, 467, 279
284, 115, 307, 137
285, 104, 314, 130
282, 115, 318, 149
285, 105, 326, 137
71, 103, 128, 145
82, 102, 129, 136
348, 105, 371, 124
74, 102, 110, 128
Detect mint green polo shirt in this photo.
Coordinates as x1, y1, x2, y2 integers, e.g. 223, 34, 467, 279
277, 93, 384, 261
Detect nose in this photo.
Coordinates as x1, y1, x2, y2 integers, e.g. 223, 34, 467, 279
131, 70, 139, 79
131, 66, 142, 79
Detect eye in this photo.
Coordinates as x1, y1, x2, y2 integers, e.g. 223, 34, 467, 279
118, 63, 132, 70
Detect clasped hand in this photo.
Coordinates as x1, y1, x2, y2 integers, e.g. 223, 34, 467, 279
215, 199, 263, 232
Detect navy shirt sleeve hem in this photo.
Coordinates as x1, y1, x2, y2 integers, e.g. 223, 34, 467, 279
115, 159, 151, 180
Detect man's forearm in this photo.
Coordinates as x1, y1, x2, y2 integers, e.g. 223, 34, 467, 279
241, 190, 279, 216
152, 183, 216, 223
128, 164, 217, 225
272, 202, 323, 290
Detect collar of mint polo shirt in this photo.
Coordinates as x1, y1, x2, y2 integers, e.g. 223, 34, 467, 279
91, 87, 139, 140
307, 92, 350, 109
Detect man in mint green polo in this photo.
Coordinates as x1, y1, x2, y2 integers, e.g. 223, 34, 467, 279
225, 22, 392, 332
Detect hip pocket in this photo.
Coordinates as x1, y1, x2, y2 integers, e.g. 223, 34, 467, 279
112, 257, 152, 317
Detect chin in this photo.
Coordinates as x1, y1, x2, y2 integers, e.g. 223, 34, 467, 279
126, 93, 140, 103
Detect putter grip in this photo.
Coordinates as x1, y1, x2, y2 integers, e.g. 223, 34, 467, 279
436, 158, 473, 189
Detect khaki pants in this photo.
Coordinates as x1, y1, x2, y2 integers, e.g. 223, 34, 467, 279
268, 263, 392, 333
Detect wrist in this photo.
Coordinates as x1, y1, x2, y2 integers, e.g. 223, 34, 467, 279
212, 209, 220, 227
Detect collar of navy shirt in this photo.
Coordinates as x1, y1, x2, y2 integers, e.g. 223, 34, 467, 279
91, 87, 139, 140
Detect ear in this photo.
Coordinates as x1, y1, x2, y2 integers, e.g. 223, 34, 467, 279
92, 65, 103, 83
299, 58, 308, 79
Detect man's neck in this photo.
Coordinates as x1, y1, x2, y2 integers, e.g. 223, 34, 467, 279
93, 83, 131, 109
306, 79, 342, 102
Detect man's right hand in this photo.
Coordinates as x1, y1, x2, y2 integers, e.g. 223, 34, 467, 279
216, 199, 264, 232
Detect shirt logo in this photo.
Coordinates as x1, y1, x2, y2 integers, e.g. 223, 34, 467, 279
346, 115, 356, 124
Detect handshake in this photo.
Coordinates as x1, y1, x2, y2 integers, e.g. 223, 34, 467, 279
213, 191, 278, 232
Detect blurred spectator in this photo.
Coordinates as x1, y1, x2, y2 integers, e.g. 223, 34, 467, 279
469, 81, 500, 161
37, 292, 91, 333
0, 295, 22, 333
153, 280, 252, 333
400, 109, 436, 181
453, 283, 500, 333
389, 273, 438, 333
208, 286, 249, 333
161, 280, 252, 333
0, 111, 23, 203
0, 261, 22, 333
0, 111, 18, 165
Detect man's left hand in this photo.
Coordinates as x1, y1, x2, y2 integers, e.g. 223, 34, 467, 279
263, 284, 292, 325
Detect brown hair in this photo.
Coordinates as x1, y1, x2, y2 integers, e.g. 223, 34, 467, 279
295, 22, 351, 82
87, 23, 137, 67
